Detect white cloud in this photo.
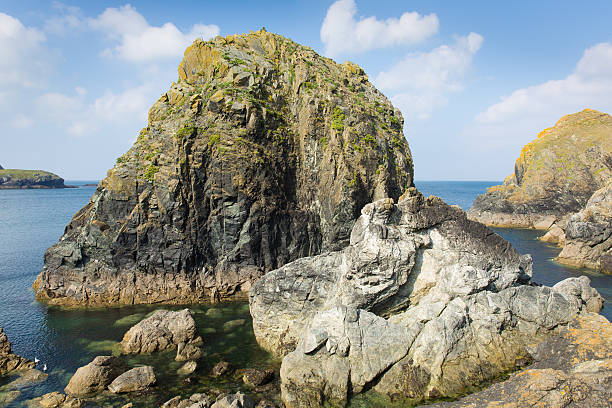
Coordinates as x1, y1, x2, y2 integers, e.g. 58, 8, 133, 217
476, 42, 612, 124
376, 33, 483, 120
11, 114, 34, 129
321, 0, 438, 57
0, 13, 48, 88
89, 5, 219, 62
43, 2, 85, 35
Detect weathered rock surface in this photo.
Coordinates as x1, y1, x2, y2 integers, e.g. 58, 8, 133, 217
64, 355, 126, 396
243, 368, 274, 387
211, 361, 232, 377
211, 392, 254, 408
108, 366, 156, 393
556, 182, 612, 273
162, 393, 212, 408
0, 326, 35, 375
249, 188, 604, 407
120, 309, 202, 354
426, 313, 612, 408
34, 29, 413, 306
177, 360, 198, 375
37, 391, 83, 408
468, 109, 612, 228
0, 169, 66, 189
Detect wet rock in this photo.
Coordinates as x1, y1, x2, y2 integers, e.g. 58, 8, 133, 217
38, 392, 82, 408
211, 361, 232, 377
162, 396, 182, 408
176, 342, 203, 361
108, 366, 156, 393
250, 190, 604, 407
64, 355, 126, 396
120, 309, 202, 354
211, 392, 254, 408
178, 361, 198, 375
243, 368, 274, 387
6, 368, 47, 388
0, 326, 35, 375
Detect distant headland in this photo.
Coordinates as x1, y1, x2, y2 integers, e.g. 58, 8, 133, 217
0, 166, 72, 189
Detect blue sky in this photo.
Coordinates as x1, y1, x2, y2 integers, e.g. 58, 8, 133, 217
1, 1, 612, 180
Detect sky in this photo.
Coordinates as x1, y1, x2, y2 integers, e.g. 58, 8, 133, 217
1, 1, 612, 180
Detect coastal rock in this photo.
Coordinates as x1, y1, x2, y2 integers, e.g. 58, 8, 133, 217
64, 355, 126, 396
177, 361, 197, 375
108, 366, 156, 393
0, 326, 35, 375
249, 188, 604, 407
556, 182, 612, 273
38, 392, 82, 408
176, 342, 203, 361
0, 169, 66, 189
468, 109, 612, 228
211, 392, 254, 408
34, 29, 414, 306
211, 361, 232, 377
120, 309, 201, 354
426, 313, 612, 408
243, 368, 274, 387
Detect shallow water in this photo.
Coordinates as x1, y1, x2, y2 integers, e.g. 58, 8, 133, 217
0, 180, 609, 406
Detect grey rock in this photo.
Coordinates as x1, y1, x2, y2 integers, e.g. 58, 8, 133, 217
211, 392, 254, 408
176, 342, 203, 361
108, 366, 156, 393
64, 355, 126, 396
211, 361, 232, 377
177, 361, 197, 375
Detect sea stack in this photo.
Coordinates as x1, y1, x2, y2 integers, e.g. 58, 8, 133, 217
34, 29, 414, 306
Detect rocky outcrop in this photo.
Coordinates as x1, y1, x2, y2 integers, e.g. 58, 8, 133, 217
108, 366, 156, 393
555, 182, 612, 273
0, 169, 66, 189
120, 309, 202, 354
427, 313, 612, 408
249, 188, 604, 407
211, 392, 254, 408
0, 326, 35, 375
37, 392, 82, 408
64, 356, 126, 396
468, 109, 612, 228
34, 29, 413, 306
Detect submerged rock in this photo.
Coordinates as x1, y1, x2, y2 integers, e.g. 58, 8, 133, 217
468, 109, 612, 228
120, 309, 202, 354
34, 29, 413, 307
108, 366, 156, 393
250, 188, 604, 407
0, 326, 35, 375
177, 361, 198, 375
211, 361, 232, 377
64, 355, 126, 396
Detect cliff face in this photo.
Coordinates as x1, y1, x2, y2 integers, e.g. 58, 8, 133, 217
0, 169, 66, 189
468, 109, 612, 228
34, 29, 413, 306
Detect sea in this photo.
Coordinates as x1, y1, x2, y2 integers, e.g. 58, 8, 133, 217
0, 180, 610, 406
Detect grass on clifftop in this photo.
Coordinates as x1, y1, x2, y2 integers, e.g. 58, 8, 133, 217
0, 169, 60, 179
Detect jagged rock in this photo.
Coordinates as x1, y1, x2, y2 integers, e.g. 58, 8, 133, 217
64, 355, 126, 396
108, 366, 156, 393
0, 326, 35, 375
468, 109, 612, 228
177, 361, 198, 375
162, 393, 212, 408
34, 29, 413, 307
211, 392, 254, 408
0, 169, 66, 189
176, 342, 203, 361
211, 361, 232, 377
242, 368, 274, 387
426, 313, 612, 408
120, 309, 202, 354
556, 182, 612, 273
250, 189, 604, 407
38, 392, 82, 408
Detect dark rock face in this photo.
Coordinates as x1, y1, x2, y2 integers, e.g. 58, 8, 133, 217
0, 327, 35, 375
249, 189, 604, 407
34, 29, 413, 306
0, 169, 66, 189
468, 109, 612, 228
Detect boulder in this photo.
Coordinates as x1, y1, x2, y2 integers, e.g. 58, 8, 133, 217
38, 392, 82, 408
250, 189, 604, 407
120, 309, 201, 354
64, 355, 126, 396
211, 392, 254, 408
177, 361, 197, 375
108, 366, 156, 393
211, 361, 232, 377
0, 326, 35, 375
242, 368, 274, 387
176, 342, 203, 361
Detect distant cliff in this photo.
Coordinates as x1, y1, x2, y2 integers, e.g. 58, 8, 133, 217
0, 169, 66, 189
34, 29, 414, 306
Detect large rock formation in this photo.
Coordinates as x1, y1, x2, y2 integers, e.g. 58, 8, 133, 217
0, 169, 66, 189
555, 182, 612, 273
427, 313, 612, 408
249, 189, 604, 407
34, 29, 413, 306
64, 355, 126, 396
468, 109, 612, 228
0, 326, 35, 375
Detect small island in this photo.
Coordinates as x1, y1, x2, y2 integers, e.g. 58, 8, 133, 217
0, 166, 69, 189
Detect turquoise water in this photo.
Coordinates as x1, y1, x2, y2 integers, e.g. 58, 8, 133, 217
0, 180, 609, 406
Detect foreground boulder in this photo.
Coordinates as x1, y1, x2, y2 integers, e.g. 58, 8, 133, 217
34, 29, 413, 306
250, 189, 604, 407
108, 366, 156, 393
427, 313, 612, 408
0, 326, 35, 375
120, 309, 202, 354
468, 109, 612, 229
64, 355, 126, 396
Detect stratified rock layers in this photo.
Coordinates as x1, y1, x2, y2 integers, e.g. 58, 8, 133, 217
468, 109, 612, 228
249, 188, 604, 407
34, 29, 413, 306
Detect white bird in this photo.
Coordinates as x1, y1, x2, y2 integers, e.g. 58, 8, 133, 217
42, 364, 47, 372
34, 357, 39, 364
